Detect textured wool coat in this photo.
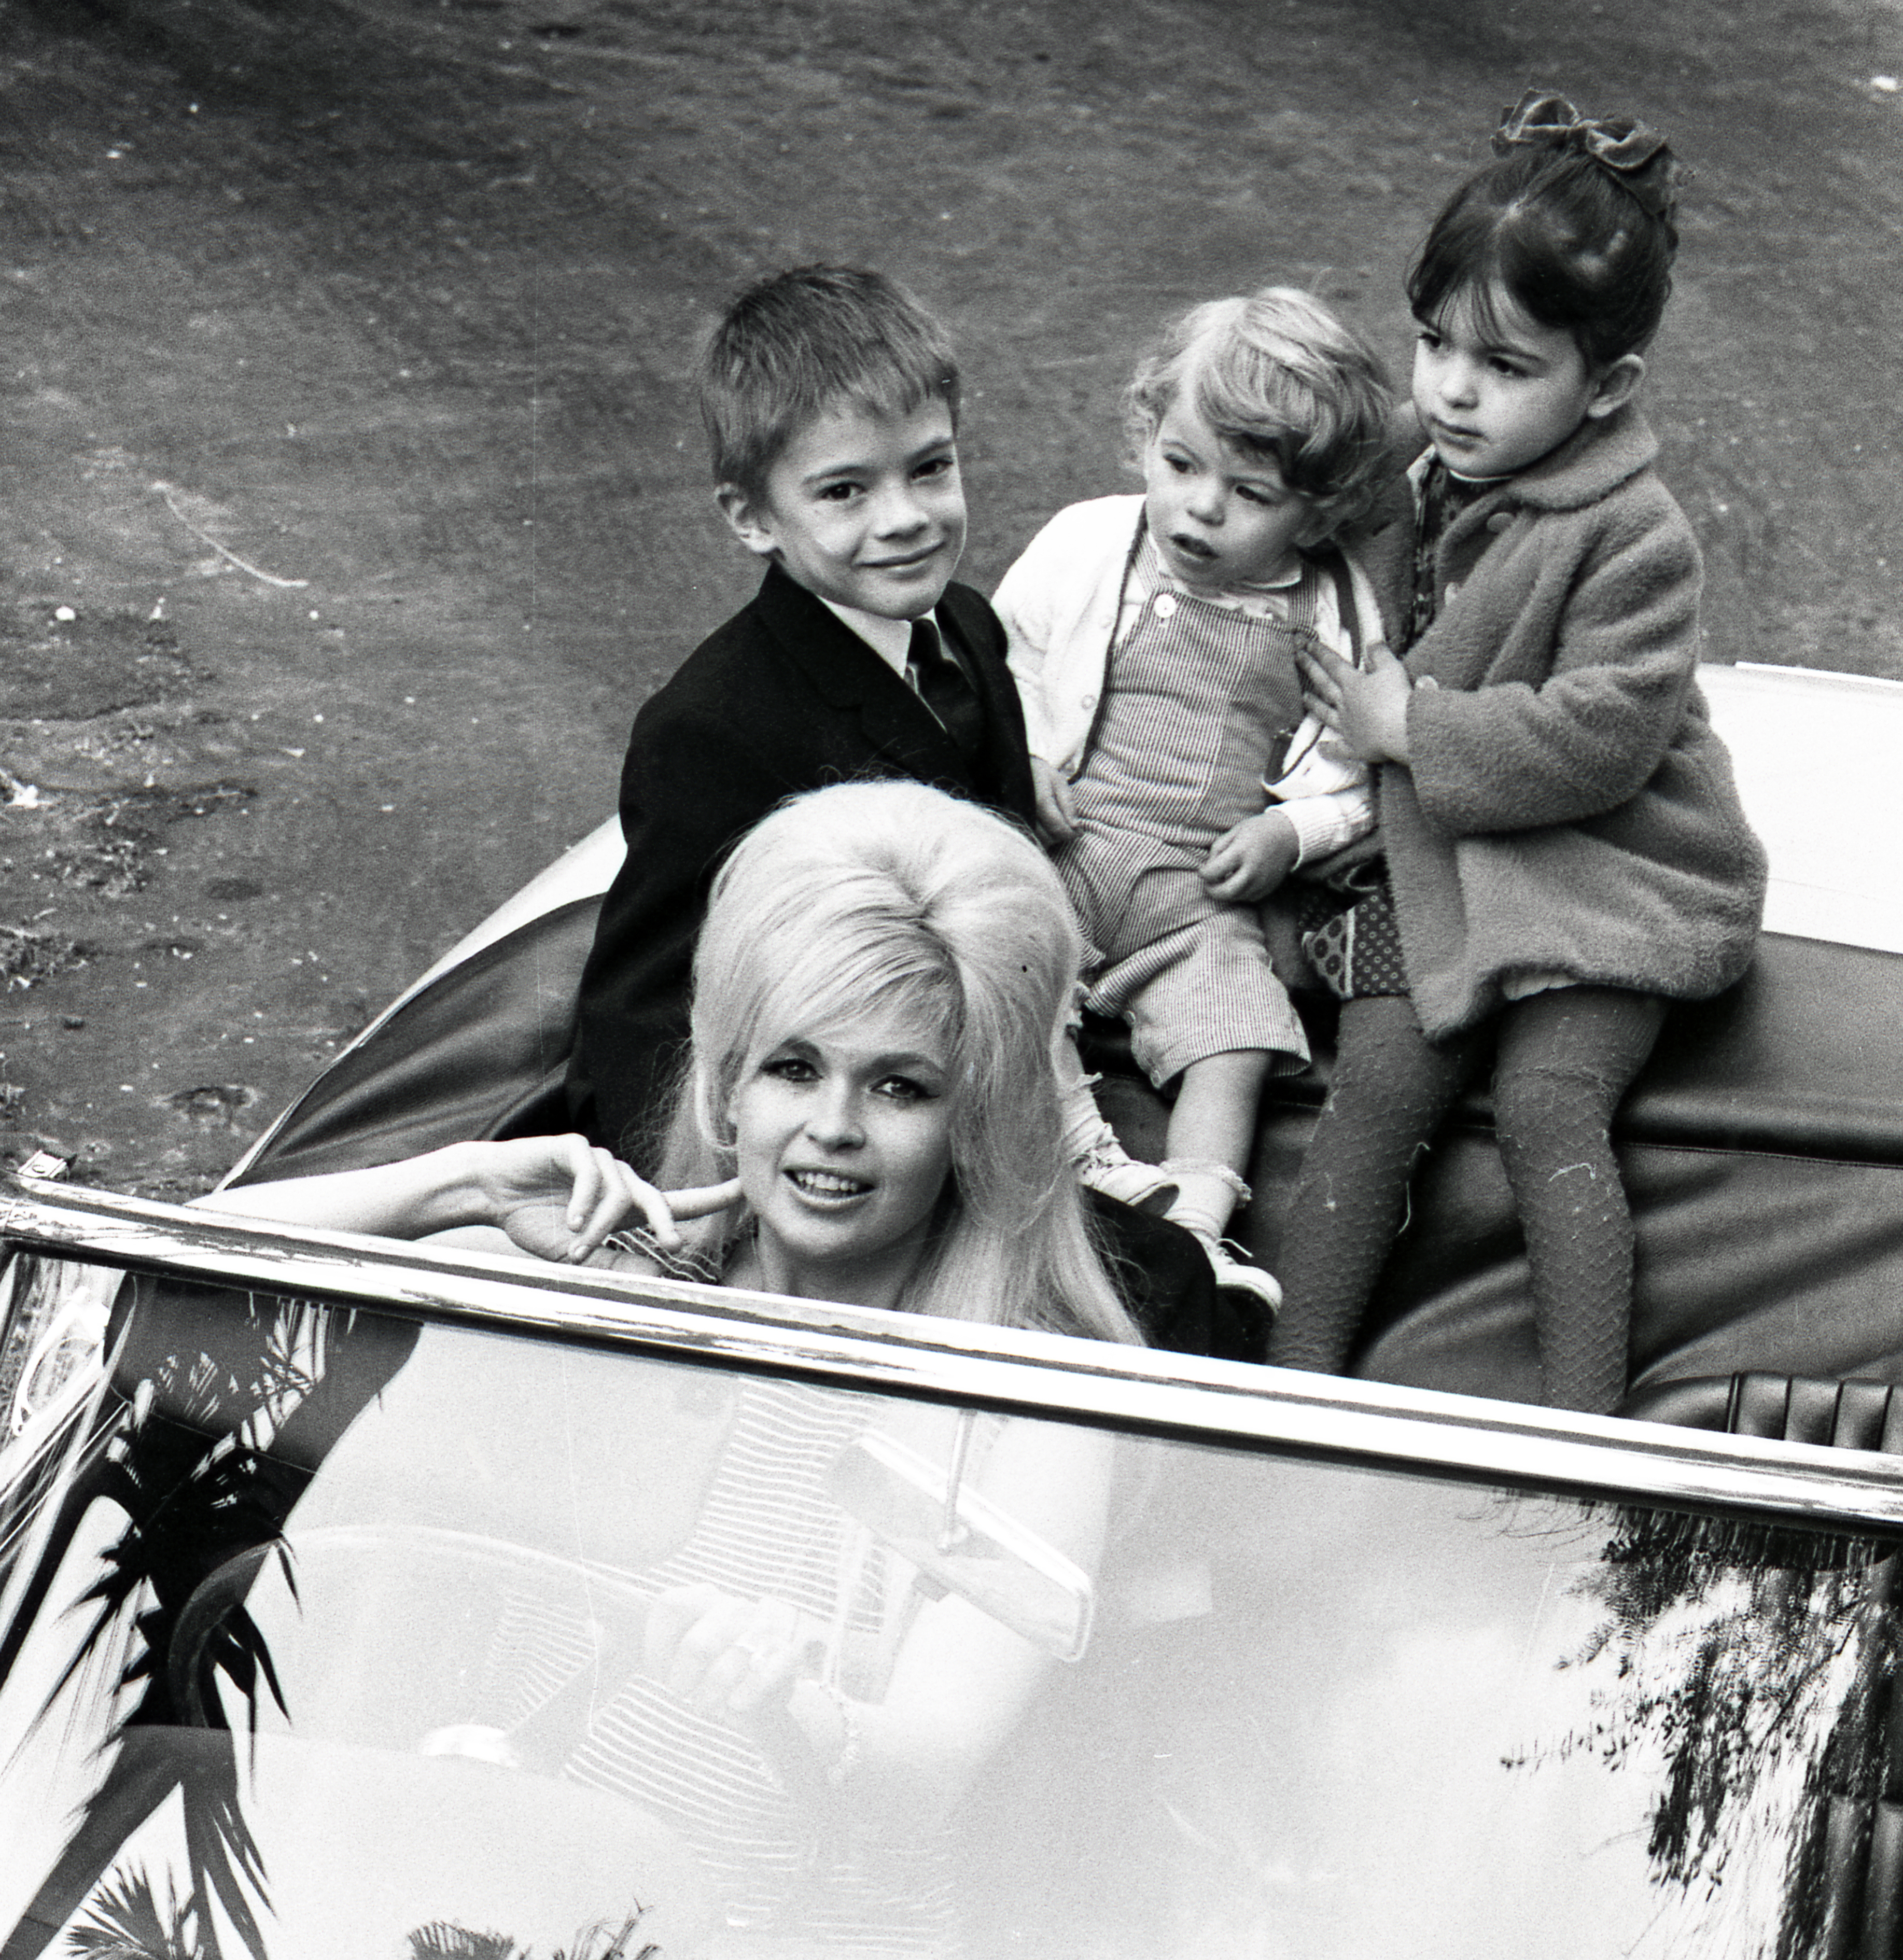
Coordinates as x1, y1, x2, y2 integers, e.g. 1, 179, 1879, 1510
1349, 405, 1767, 1040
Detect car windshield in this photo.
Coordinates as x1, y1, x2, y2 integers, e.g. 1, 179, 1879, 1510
3, 1239, 1899, 1959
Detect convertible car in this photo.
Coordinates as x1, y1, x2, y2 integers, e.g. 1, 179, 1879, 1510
0, 661, 1899, 1957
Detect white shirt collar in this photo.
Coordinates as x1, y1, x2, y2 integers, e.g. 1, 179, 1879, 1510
1131, 529, 1303, 613
819, 597, 925, 677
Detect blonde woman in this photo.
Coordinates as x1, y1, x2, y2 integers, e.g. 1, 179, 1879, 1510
207, 779, 1137, 1952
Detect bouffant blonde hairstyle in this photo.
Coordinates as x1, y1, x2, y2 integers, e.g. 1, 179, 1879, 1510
657, 780, 1139, 1347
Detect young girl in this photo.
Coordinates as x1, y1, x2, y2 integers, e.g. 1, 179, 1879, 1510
1274, 92, 1768, 1412
996, 287, 1394, 1308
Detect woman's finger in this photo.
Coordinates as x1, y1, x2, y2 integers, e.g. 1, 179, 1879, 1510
602, 1157, 681, 1250
665, 1178, 746, 1221
561, 1133, 607, 1233
645, 1586, 808, 1718
570, 1147, 643, 1254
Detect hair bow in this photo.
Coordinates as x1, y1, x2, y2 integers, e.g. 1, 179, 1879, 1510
1491, 89, 1681, 216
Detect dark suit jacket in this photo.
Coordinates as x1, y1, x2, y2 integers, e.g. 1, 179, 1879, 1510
566, 564, 1038, 1160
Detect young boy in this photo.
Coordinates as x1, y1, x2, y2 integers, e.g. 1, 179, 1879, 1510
566, 265, 1037, 1160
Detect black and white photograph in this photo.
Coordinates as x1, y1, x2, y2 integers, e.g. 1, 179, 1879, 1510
1, 1, 1901, 1952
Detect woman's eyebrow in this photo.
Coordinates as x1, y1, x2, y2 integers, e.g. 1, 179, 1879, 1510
871, 1050, 947, 1076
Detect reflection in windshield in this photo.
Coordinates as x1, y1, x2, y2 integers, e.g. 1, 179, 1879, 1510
0, 1273, 384, 1960
3, 1258, 1902, 1957
1513, 1504, 1896, 1959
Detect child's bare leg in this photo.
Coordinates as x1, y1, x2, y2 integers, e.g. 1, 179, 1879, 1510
1271, 996, 1482, 1375
1160, 1049, 1272, 1242
1157, 1048, 1282, 1311
1491, 988, 1666, 1415
1055, 1024, 1178, 1211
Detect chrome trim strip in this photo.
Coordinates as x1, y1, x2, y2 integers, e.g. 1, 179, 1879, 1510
8, 1176, 1903, 1533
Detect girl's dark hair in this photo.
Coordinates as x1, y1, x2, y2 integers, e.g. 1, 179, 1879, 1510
1407, 128, 1681, 369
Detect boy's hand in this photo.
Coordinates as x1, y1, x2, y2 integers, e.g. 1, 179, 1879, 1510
1031, 756, 1079, 845
1298, 640, 1412, 765
1201, 810, 1300, 903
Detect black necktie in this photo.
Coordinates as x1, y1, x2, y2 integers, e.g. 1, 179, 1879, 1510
906, 617, 984, 763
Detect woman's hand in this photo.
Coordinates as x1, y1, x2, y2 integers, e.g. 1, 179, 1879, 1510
1298, 639, 1413, 765
644, 1582, 823, 1723
474, 1135, 740, 1264
1030, 756, 1078, 846
1201, 809, 1300, 903
192, 1137, 738, 1255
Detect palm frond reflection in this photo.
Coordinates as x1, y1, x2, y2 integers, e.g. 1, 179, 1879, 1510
1512, 1500, 1899, 1957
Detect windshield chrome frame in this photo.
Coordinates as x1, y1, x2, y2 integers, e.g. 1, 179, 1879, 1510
6, 1173, 1903, 1537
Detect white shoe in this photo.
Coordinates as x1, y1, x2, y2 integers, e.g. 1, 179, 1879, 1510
1076, 1140, 1180, 1216
1194, 1236, 1283, 1314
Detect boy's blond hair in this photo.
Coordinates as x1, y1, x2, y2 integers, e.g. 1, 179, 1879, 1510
700, 264, 961, 500
1126, 287, 1393, 529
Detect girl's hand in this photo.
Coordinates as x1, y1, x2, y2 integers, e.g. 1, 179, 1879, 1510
1030, 756, 1078, 846
645, 1583, 822, 1723
475, 1135, 739, 1264
1298, 640, 1413, 765
1201, 809, 1300, 903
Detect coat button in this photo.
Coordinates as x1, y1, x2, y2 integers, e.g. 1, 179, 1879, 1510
1081, 693, 1097, 710
1486, 511, 1514, 534
1153, 593, 1177, 619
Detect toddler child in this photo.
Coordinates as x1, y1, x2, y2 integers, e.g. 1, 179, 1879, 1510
1275, 92, 1767, 1410
996, 288, 1395, 1308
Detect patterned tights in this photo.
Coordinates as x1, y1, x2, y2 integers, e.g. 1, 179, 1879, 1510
1270, 986, 1667, 1413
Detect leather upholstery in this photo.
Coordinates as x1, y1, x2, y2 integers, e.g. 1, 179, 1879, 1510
1088, 930, 1903, 1420
231, 897, 595, 1186
1621, 1373, 1903, 1450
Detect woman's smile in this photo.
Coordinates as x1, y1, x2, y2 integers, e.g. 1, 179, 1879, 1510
785, 1165, 874, 1202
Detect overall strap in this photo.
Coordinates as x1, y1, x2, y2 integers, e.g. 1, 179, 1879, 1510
1323, 549, 1364, 666
1284, 547, 1363, 667
1111, 508, 1152, 650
